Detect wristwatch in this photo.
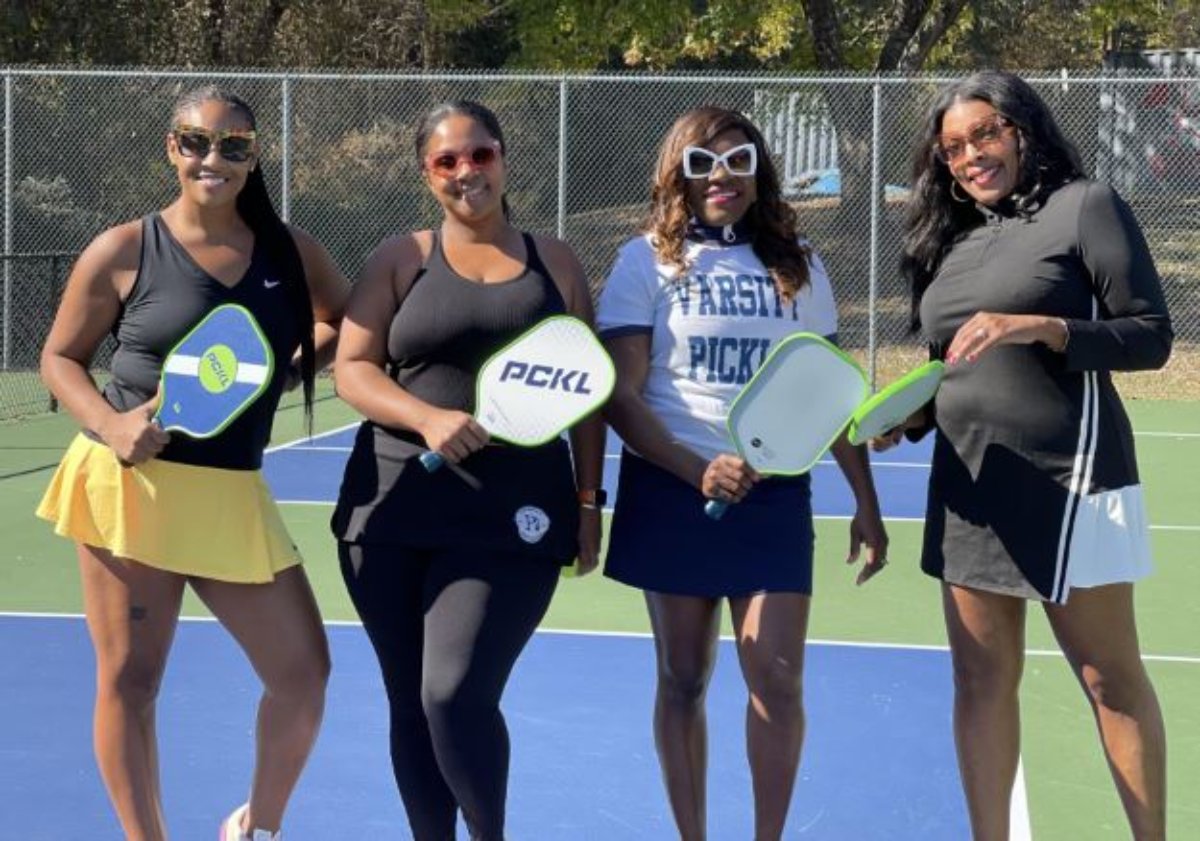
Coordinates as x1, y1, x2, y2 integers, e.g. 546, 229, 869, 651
578, 488, 608, 510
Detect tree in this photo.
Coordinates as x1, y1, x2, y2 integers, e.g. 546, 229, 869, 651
0, 0, 516, 69
798, 2, 970, 218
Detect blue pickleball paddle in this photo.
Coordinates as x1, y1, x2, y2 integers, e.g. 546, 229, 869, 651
155, 303, 275, 439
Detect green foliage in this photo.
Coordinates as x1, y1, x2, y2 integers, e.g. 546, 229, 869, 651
924, 1, 1200, 71
1, 0, 513, 69
5, 1, 1200, 73
501, 0, 824, 71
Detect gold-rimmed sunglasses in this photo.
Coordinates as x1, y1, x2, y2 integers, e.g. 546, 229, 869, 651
172, 125, 258, 163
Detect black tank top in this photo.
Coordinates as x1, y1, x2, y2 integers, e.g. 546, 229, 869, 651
332, 231, 579, 562
381, 231, 567, 434
100, 214, 301, 470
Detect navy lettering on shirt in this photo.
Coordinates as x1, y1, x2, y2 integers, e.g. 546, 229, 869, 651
672, 271, 801, 384
671, 273, 796, 321
687, 335, 772, 384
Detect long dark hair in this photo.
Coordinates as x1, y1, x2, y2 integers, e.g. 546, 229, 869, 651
415, 100, 512, 220
171, 86, 316, 428
901, 71, 1085, 318
648, 106, 810, 299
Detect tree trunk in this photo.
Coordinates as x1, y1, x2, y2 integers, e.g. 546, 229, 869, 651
804, 0, 970, 231
205, 0, 227, 64
898, 0, 970, 71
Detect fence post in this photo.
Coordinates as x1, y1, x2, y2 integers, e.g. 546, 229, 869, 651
48, 255, 61, 412
3, 71, 12, 371
868, 79, 881, 388
557, 76, 569, 240
281, 75, 292, 222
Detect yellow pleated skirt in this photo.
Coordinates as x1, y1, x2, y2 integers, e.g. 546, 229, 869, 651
36, 434, 302, 583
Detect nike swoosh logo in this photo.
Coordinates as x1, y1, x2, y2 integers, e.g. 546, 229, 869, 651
263, 279, 281, 289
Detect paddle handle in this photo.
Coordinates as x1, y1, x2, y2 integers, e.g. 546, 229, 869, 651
704, 499, 729, 520
420, 452, 446, 472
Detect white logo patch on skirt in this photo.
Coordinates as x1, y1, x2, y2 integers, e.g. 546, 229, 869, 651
514, 506, 551, 544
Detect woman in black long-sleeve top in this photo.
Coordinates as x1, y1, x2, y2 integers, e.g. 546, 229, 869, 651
877, 71, 1170, 840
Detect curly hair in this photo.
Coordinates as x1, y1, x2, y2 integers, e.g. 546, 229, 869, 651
648, 106, 810, 299
901, 71, 1085, 317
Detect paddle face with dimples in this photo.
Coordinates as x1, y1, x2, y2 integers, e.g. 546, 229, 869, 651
420, 315, 615, 472
155, 303, 275, 439
705, 333, 868, 519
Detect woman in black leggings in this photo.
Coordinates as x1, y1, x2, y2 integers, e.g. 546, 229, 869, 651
330, 100, 604, 840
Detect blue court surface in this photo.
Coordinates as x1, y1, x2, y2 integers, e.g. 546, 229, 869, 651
2, 426, 964, 839
263, 424, 935, 520
1, 616, 965, 840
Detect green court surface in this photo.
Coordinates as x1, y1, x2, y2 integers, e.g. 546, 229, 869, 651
2, 397, 1197, 838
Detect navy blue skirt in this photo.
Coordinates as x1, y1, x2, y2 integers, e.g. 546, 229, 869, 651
604, 451, 815, 597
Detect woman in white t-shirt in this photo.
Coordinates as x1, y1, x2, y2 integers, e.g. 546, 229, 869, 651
597, 106, 888, 841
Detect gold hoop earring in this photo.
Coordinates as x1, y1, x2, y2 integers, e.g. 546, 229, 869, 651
949, 180, 971, 204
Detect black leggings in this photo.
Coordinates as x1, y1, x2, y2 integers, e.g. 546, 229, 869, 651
339, 542, 559, 841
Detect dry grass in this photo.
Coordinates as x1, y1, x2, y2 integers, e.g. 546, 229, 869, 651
856, 343, 1200, 401
1113, 342, 1200, 400
570, 196, 1199, 404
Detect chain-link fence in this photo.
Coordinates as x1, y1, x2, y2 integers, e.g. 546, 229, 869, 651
4, 67, 1199, 420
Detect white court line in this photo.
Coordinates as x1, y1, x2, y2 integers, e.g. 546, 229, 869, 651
0, 613, 1040, 833
819, 458, 930, 468
602, 454, 934, 468
813, 514, 1200, 533
272, 499, 1200, 530
5, 613, 1197, 664
265, 421, 361, 454
1135, 431, 1200, 438
1012, 757, 1034, 841
274, 501, 1200, 532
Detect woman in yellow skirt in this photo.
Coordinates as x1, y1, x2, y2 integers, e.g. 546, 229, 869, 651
36, 86, 349, 841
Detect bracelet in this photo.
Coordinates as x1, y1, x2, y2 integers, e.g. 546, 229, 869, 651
578, 488, 608, 509
1056, 318, 1070, 353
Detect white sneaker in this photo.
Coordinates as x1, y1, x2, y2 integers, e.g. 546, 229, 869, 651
220, 804, 281, 841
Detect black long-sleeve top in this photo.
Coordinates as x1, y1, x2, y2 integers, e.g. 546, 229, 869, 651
916, 179, 1172, 602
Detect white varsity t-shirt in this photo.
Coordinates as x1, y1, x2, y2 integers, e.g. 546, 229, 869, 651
597, 234, 839, 461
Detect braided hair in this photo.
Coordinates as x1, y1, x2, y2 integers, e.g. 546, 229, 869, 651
171, 86, 316, 428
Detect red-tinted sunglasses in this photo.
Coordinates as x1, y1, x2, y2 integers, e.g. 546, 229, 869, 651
424, 141, 501, 176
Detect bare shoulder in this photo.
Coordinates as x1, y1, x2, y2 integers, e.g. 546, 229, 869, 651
368, 230, 431, 266
530, 233, 584, 275
83, 219, 143, 273
343, 231, 431, 330
529, 232, 592, 317
359, 230, 430, 295
283, 223, 336, 262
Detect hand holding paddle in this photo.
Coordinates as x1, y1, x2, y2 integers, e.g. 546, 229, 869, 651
867, 410, 927, 453
111, 303, 275, 468
703, 338, 945, 520
705, 333, 868, 520
155, 303, 274, 439
100, 394, 170, 466
420, 315, 615, 472
418, 408, 491, 465
848, 360, 945, 452
700, 454, 760, 509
